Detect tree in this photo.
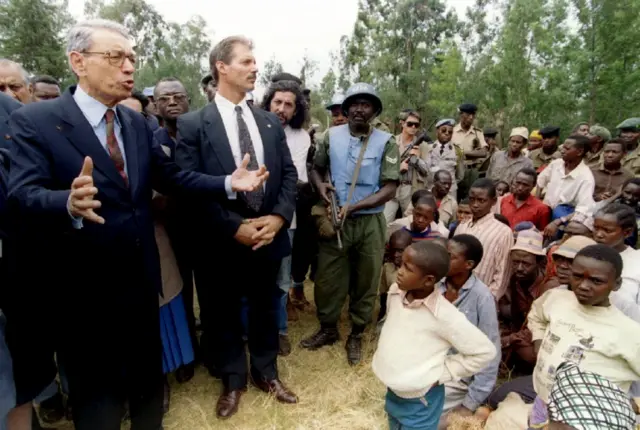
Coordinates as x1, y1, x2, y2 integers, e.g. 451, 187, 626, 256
0, 0, 73, 79
258, 56, 284, 87
84, 0, 170, 67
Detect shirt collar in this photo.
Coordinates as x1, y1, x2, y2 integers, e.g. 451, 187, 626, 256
389, 283, 443, 315
73, 85, 120, 128
467, 211, 494, 227
215, 92, 250, 113
562, 160, 588, 179
437, 274, 478, 295
596, 161, 624, 175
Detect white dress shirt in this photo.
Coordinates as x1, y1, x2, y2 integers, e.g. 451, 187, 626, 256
284, 125, 310, 183
73, 85, 128, 175
537, 158, 595, 216
215, 93, 265, 199
70, 85, 129, 228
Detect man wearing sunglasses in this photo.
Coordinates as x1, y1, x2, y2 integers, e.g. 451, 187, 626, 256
383, 110, 429, 223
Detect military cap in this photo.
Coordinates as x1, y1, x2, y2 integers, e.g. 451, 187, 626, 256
458, 103, 477, 114
588, 125, 611, 142
325, 94, 345, 110
616, 117, 640, 131
435, 118, 455, 128
539, 125, 561, 137
270, 72, 303, 85
201, 74, 214, 86
483, 127, 499, 137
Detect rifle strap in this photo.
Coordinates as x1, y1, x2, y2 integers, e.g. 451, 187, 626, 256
340, 133, 370, 226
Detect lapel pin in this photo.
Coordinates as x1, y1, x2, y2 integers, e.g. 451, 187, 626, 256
267, 124, 271, 128
4, 134, 10, 140
56, 125, 62, 131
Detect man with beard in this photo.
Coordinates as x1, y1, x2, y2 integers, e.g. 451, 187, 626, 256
260, 80, 310, 355
301, 83, 399, 366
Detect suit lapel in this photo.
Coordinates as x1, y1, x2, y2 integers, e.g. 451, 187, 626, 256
116, 106, 140, 197
57, 88, 127, 190
250, 106, 276, 204
203, 103, 237, 174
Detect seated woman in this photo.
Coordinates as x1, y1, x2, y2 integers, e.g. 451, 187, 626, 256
592, 203, 640, 305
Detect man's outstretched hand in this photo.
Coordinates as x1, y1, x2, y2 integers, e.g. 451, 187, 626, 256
230, 153, 269, 192
68, 156, 105, 224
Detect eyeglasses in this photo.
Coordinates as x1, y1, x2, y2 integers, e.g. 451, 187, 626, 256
405, 121, 420, 128
82, 50, 136, 67
156, 94, 188, 104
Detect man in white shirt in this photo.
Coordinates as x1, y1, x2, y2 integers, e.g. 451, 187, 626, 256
261, 80, 310, 355
537, 134, 596, 239
176, 35, 299, 419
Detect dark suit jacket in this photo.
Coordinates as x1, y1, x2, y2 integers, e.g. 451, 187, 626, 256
7, 87, 228, 302
0, 93, 21, 233
175, 101, 297, 261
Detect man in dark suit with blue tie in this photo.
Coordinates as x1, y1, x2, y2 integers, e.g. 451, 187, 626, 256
176, 36, 298, 419
5, 20, 268, 430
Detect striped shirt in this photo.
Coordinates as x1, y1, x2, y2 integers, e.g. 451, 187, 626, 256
454, 213, 514, 299
401, 226, 442, 242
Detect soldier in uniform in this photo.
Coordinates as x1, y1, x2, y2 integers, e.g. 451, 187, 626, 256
478, 127, 499, 175
452, 103, 487, 200
584, 125, 611, 168
618, 118, 640, 176
423, 118, 465, 198
528, 125, 561, 171
301, 83, 399, 366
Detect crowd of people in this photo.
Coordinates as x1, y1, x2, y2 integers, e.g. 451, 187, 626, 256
0, 17, 640, 430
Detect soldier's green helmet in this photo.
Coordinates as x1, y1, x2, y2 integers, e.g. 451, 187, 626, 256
616, 118, 640, 131
325, 93, 345, 110
341, 83, 383, 116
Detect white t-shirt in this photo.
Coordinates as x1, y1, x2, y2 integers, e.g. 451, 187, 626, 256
528, 289, 640, 403
620, 247, 640, 305
283, 126, 311, 229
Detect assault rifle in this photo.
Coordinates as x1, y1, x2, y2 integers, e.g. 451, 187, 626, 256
325, 168, 343, 250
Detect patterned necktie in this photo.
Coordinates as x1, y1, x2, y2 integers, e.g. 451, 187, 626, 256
234, 105, 264, 211
104, 109, 128, 187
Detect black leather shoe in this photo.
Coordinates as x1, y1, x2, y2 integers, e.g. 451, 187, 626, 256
346, 333, 363, 366
300, 327, 339, 350
216, 388, 245, 419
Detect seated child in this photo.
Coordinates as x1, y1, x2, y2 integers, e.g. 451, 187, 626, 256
495, 180, 510, 197
438, 235, 501, 423
448, 199, 472, 238
389, 191, 449, 239
527, 244, 640, 427
372, 241, 496, 430
378, 229, 413, 323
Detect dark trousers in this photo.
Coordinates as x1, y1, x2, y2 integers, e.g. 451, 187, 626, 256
291, 193, 318, 285
60, 261, 164, 430
196, 250, 282, 391
487, 375, 535, 409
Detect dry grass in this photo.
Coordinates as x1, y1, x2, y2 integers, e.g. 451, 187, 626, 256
55, 282, 389, 430
53, 282, 488, 429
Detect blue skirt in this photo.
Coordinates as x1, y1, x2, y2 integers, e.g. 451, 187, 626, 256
159, 293, 194, 374
385, 384, 445, 430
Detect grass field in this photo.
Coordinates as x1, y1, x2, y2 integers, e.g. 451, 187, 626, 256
54, 282, 390, 430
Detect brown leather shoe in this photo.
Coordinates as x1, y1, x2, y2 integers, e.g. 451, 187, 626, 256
216, 388, 245, 419
286, 296, 299, 321
279, 334, 292, 356
253, 378, 298, 404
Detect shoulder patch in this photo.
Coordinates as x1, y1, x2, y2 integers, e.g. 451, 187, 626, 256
386, 155, 398, 164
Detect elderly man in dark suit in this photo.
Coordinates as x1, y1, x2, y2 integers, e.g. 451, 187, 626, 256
176, 36, 298, 419
5, 19, 268, 430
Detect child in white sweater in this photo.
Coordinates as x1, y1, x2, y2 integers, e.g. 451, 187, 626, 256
372, 241, 496, 430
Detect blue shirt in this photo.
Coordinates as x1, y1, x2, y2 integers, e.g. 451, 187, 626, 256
437, 274, 501, 410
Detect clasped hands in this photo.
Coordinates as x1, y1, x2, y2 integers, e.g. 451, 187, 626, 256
67, 154, 270, 224
234, 215, 285, 250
